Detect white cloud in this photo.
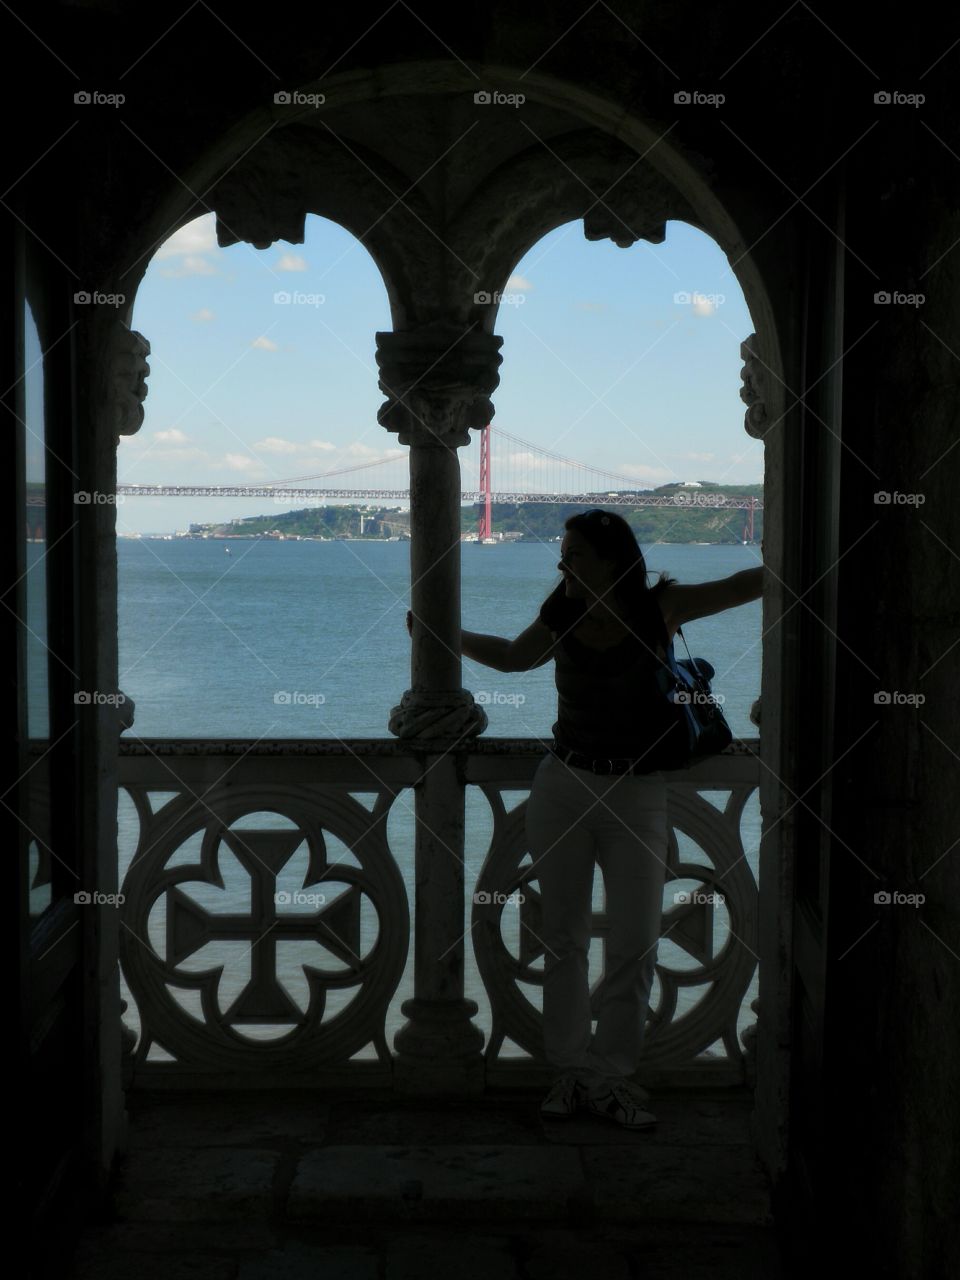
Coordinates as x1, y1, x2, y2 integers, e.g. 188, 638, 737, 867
276, 253, 308, 271
223, 453, 259, 471
506, 274, 533, 291
307, 439, 338, 452
502, 450, 543, 472
192, 307, 215, 322
252, 436, 301, 454
153, 215, 220, 277
252, 335, 279, 351
153, 428, 189, 443
154, 214, 218, 260
340, 441, 396, 458
159, 255, 217, 278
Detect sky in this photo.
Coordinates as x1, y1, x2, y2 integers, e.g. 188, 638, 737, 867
113, 211, 762, 534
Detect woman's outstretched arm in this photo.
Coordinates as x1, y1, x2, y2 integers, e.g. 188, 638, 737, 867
661, 565, 764, 630
406, 611, 555, 671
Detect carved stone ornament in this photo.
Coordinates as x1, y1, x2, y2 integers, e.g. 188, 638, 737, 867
111, 325, 151, 438
740, 996, 760, 1089
388, 688, 489, 743
583, 191, 667, 249
376, 326, 503, 448
117, 689, 135, 732
740, 332, 769, 439
212, 166, 308, 251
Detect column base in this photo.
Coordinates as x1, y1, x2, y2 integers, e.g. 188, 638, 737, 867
393, 997, 486, 1096
388, 688, 488, 744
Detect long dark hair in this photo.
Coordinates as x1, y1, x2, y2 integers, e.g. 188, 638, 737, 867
542, 507, 677, 619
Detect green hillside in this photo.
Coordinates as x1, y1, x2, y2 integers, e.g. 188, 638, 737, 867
188, 482, 762, 544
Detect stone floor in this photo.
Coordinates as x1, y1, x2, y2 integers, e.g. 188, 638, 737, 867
66, 1086, 791, 1279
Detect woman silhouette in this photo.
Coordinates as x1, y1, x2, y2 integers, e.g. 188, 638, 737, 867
407, 509, 763, 1129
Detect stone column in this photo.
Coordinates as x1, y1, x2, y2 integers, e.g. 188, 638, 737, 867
376, 323, 502, 1096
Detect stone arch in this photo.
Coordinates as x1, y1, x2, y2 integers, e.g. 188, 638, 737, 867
97, 58, 782, 447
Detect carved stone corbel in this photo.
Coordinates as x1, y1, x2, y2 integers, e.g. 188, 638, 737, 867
212, 164, 308, 250
740, 332, 769, 439
581, 163, 671, 249
110, 325, 151, 440
583, 204, 667, 249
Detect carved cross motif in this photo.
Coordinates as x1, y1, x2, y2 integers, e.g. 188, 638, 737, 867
167, 826, 362, 1024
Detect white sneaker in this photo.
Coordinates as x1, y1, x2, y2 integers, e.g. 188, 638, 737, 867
539, 1072, 586, 1119
584, 1077, 657, 1129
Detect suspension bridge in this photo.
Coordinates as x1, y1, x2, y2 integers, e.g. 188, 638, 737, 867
42, 426, 764, 540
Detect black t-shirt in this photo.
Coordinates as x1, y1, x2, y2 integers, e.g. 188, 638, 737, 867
538, 580, 687, 767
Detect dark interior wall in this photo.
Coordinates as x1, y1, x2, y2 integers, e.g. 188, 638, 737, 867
827, 116, 960, 1277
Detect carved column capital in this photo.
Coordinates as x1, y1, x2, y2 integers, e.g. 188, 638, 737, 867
375, 326, 503, 448
110, 324, 151, 439
740, 332, 770, 439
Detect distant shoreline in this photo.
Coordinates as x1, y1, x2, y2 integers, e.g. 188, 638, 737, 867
115, 533, 758, 545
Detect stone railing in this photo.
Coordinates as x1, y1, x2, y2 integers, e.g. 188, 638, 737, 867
116, 737, 761, 1090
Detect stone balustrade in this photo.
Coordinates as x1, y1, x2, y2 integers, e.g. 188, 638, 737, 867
114, 737, 760, 1091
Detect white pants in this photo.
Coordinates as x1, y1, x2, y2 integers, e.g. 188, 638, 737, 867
524, 750, 669, 1087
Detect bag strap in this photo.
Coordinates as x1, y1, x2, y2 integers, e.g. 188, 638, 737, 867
642, 592, 708, 685
675, 624, 710, 680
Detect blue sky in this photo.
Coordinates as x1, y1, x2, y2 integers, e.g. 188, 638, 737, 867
117, 212, 761, 534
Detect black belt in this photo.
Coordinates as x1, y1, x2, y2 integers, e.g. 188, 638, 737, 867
548, 740, 659, 776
